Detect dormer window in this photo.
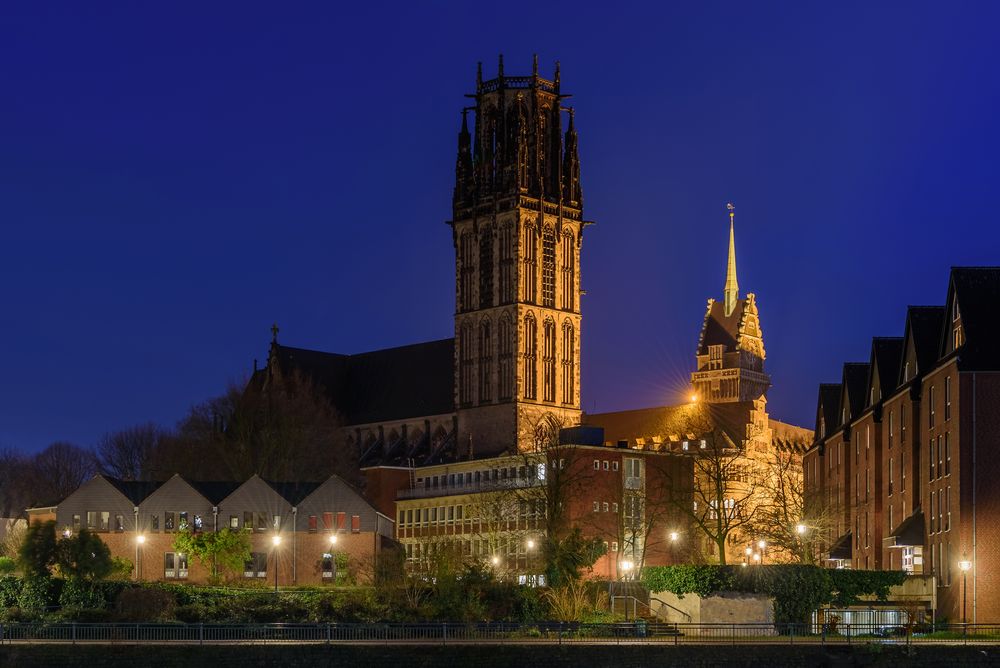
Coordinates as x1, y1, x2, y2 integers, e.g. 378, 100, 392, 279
708, 344, 724, 370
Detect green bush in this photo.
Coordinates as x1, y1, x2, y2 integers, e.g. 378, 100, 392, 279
59, 578, 106, 610
116, 586, 177, 622
641, 564, 736, 598
0, 556, 17, 575
17, 576, 59, 611
0, 575, 21, 607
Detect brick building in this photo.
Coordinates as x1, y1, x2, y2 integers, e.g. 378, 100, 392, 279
804, 267, 1000, 622
29, 473, 393, 585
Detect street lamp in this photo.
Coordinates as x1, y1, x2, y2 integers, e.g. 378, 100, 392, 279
135, 534, 146, 580
959, 559, 973, 624
669, 532, 679, 542
758, 540, 767, 564
271, 535, 282, 593
328, 534, 338, 546
796, 523, 807, 535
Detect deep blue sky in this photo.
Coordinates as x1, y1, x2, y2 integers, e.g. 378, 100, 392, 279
2, 2, 999, 451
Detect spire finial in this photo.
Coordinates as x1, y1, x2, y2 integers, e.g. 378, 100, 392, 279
271, 322, 280, 343
723, 203, 739, 317
554, 60, 561, 88
532, 54, 538, 77
476, 61, 482, 89
498, 53, 504, 78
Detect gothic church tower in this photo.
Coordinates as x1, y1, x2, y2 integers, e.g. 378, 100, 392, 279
450, 56, 585, 456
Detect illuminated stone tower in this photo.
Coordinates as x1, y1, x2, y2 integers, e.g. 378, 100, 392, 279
450, 55, 586, 456
691, 205, 771, 403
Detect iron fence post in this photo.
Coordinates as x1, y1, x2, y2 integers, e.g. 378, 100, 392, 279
72, 622, 76, 645
199, 622, 204, 645
326, 623, 331, 645
964, 623, 968, 645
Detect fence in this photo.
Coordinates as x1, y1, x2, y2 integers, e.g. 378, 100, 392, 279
1, 622, 1000, 645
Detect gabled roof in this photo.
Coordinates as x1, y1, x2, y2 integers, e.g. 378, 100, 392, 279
815, 384, 841, 438
867, 337, 903, 406
187, 480, 242, 506
899, 306, 945, 384
946, 267, 1000, 370
840, 363, 870, 422
103, 476, 162, 505
697, 299, 745, 355
266, 338, 455, 425
265, 481, 323, 506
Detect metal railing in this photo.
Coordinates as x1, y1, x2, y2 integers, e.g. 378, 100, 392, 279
1, 622, 1000, 645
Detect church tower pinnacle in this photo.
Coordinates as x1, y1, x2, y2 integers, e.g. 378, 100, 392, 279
724, 202, 739, 317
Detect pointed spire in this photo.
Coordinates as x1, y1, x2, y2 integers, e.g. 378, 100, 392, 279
476, 61, 482, 90
554, 60, 561, 92
271, 322, 280, 343
497, 53, 504, 79
532, 54, 539, 78
724, 203, 739, 317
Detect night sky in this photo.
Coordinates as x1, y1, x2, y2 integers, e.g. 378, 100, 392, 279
3, 2, 999, 452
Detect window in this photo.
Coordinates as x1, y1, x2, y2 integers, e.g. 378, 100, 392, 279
244, 512, 253, 530
953, 301, 964, 349
256, 513, 268, 532
560, 233, 575, 310
323, 512, 333, 530
930, 491, 936, 533
594, 460, 600, 470
612, 502, 619, 513
602, 502, 609, 513
901, 451, 906, 492
523, 315, 537, 399
164, 512, 175, 532
542, 319, 556, 402
337, 512, 346, 531
351, 515, 361, 533
945, 376, 952, 421
460, 232, 475, 311
230, 515, 239, 530
937, 435, 944, 478
561, 322, 575, 404
72, 515, 81, 532
624, 458, 641, 479
945, 432, 951, 476
479, 319, 492, 403
178, 512, 188, 530
244, 553, 267, 578
523, 224, 537, 303
901, 403, 907, 442
603, 460, 609, 471
499, 224, 515, 303
321, 553, 335, 579
100, 511, 109, 531
273, 515, 281, 531
929, 439, 936, 480
308, 515, 318, 532
945, 486, 951, 532
888, 458, 894, 496
612, 461, 619, 471
479, 226, 494, 308
460, 321, 474, 406
593, 502, 599, 513
611, 541, 619, 553
151, 514, 159, 532
541, 227, 555, 307
114, 514, 124, 532
164, 552, 188, 579
498, 315, 513, 400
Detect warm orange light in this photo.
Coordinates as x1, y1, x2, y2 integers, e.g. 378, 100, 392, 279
689, 394, 698, 403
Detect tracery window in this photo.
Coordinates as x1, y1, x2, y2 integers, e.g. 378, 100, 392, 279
499, 223, 515, 303
542, 227, 556, 307
460, 232, 475, 311
478, 319, 492, 403
561, 321, 575, 404
498, 314, 514, 400
479, 226, 494, 308
523, 315, 537, 400
560, 233, 574, 310
459, 322, 474, 406
542, 319, 556, 402
523, 224, 537, 303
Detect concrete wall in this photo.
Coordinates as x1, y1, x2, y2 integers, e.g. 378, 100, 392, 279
650, 590, 774, 625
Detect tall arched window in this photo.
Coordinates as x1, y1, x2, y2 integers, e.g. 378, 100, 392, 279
561, 321, 575, 405
542, 227, 556, 307
478, 318, 492, 403
560, 232, 574, 310
499, 223, 515, 303
523, 314, 537, 400
479, 225, 494, 309
523, 224, 537, 303
498, 314, 513, 400
459, 321, 474, 406
460, 232, 475, 312
542, 318, 556, 402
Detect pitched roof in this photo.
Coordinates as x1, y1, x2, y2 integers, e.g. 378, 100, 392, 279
102, 476, 162, 505
841, 363, 870, 421
949, 267, 1000, 370
265, 480, 323, 505
816, 384, 842, 437
269, 338, 455, 425
585, 401, 765, 450
697, 299, 745, 355
909, 306, 946, 376
186, 481, 242, 505
869, 337, 903, 403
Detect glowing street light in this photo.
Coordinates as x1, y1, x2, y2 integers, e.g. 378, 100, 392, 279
669, 532, 679, 542
960, 559, 973, 624
271, 535, 282, 593
689, 393, 698, 403
796, 523, 808, 535
136, 534, 146, 545
752, 553, 761, 564
526, 539, 535, 550
491, 555, 500, 566
329, 534, 338, 546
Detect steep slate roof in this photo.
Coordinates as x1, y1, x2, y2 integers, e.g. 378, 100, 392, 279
268, 338, 455, 425
697, 299, 745, 355
816, 384, 842, 437
841, 363, 870, 421
949, 267, 1000, 370
909, 306, 946, 376
103, 477, 162, 505
265, 481, 323, 505
868, 337, 903, 404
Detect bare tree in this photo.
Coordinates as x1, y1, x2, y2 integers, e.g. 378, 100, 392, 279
29, 442, 99, 507
0, 448, 32, 518
669, 426, 764, 566
97, 423, 164, 480
155, 370, 350, 483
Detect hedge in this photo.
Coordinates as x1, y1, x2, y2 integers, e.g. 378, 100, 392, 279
642, 565, 907, 625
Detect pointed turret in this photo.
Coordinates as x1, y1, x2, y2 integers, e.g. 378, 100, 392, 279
724, 203, 739, 317
562, 108, 582, 206
453, 109, 473, 206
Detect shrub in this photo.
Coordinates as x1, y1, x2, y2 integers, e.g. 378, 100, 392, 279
642, 564, 736, 598
0, 575, 21, 607
56, 529, 114, 580
116, 586, 177, 621
17, 576, 59, 611
0, 556, 17, 575
18, 521, 58, 577
59, 577, 106, 610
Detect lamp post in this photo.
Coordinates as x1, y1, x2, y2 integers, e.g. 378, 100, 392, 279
271, 535, 282, 593
959, 559, 972, 624
526, 538, 535, 585
135, 534, 146, 580
758, 540, 767, 565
